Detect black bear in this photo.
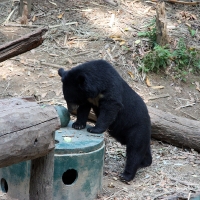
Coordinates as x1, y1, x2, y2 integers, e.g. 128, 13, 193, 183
58, 60, 152, 182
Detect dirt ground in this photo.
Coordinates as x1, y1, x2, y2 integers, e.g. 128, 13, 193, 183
0, 0, 200, 199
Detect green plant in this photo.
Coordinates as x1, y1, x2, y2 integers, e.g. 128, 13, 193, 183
172, 38, 189, 69
190, 50, 200, 72
174, 70, 188, 82
188, 28, 196, 37
140, 45, 172, 73
173, 39, 200, 73
138, 18, 156, 45
138, 36, 200, 81
137, 17, 200, 81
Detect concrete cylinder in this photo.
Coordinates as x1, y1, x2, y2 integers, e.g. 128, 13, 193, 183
54, 121, 104, 200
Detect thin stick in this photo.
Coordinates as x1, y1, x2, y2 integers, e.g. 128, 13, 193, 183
170, 177, 199, 186
187, 191, 192, 200
104, 0, 118, 6
0, 27, 48, 62
109, 14, 115, 27
49, 22, 78, 29
153, 191, 175, 200
37, 99, 53, 103
19, 85, 32, 96
152, 0, 200, 5
3, 22, 40, 28
40, 61, 63, 69
0, 82, 10, 96
70, 51, 93, 57
2, 6, 18, 25
64, 34, 68, 46
175, 103, 196, 110
90, 2, 110, 8
106, 50, 114, 62
104, 188, 126, 200
179, 110, 199, 121
148, 94, 170, 100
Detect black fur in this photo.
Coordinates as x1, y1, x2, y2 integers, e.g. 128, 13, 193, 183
58, 60, 152, 182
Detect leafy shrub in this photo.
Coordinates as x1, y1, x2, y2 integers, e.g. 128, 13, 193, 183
141, 45, 172, 73
138, 18, 157, 46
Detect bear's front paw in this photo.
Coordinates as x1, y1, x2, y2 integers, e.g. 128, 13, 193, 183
87, 127, 105, 134
72, 122, 86, 130
119, 172, 133, 183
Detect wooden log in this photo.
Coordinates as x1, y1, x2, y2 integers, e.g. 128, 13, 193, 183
0, 27, 48, 63
29, 149, 54, 200
156, 2, 169, 46
20, 0, 32, 16
148, 106, 200, 152
152, 0, 200, 5
0, 97, 60, 168
20, 0, 29, 25
71, 106, 200, 152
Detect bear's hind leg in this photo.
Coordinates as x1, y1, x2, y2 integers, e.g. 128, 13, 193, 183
140, 146, 152, 168
119, 128, 151, 182
120, 144, 144, 182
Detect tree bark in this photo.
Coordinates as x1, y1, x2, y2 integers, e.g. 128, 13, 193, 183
19, 0, 32, 16
148, 106, 200, 152
0, 97, 60, 168
71, 106, 200, 152
0, 27, 47, 63
152, 0, 200, 5
156, 2, 169, 46
29, 148, 54, 200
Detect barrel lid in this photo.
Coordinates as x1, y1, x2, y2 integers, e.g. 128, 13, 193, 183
55, 121, 104, 154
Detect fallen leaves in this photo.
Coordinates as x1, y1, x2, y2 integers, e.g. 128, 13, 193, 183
110, 35, 126, 46
151, 86, 165, 89
32, 15, 37, 22
175, 87, 182, 93
49, 1, 57, 6
41, 92, 47, 99
108, 182, 115, 188
57, 13, 64, 19
145, 77, 165, 89
180, 11, 197, 21
135, 40, 141, 45
127, 71, 134, 79
195, 82, 200, 92
145, 77, 151, 87
1, 74, 8, 80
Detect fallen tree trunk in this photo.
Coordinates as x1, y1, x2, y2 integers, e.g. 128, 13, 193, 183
0, 27, 48, 62
148, 106, 200, 152
0, 97, 60, 168
152, 0, 200, 5
71, 106, 200, 152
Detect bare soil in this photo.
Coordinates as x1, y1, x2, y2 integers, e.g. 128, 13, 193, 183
0, 0, 200, 199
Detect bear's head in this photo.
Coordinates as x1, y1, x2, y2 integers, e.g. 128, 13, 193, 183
58, 68, 89, 112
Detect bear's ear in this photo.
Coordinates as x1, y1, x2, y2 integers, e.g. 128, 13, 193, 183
58, 68, 65, 77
